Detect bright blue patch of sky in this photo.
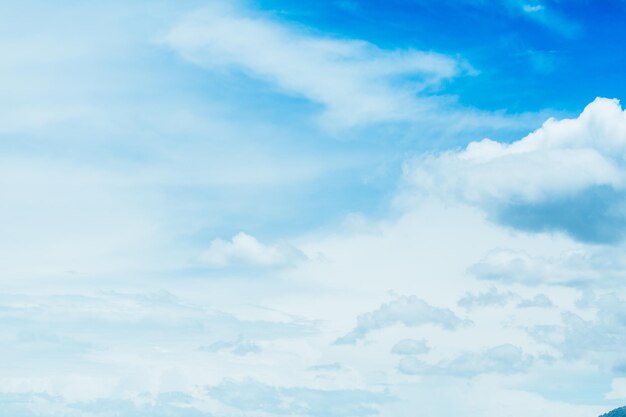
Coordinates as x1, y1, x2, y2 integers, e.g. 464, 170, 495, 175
253, 0, 626, 114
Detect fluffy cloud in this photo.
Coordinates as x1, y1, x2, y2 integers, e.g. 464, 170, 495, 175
457, 287, 518, 310
163, 4, 470, 129
335, 295, 467, 345
405, 98, 626, 243
398, 344, 532, 377
199, 232, 305, 268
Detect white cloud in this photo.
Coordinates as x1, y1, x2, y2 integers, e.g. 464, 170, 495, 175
163, 4, 470, 129
2, 1, 620, 415
406, 98, 626, 204
522, 4, 544, 13
199, 232, 306, 268
0, 198, 611, 416
457, 286, 553, 311
335, 295, 467, 345
404, 97, 626, 243
458, 287, 519, 310
469, 249, 552, 286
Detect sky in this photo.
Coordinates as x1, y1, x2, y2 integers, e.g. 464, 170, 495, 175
2, 0, 626, 416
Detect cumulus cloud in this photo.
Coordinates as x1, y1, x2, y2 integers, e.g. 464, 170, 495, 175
517, 294, 554, 308
398, 344, 532, 377
458, 287, 519, 310
162, 4, 473, 129
199, 232, 306, 268
335, 296, 467, 345
405, 98, 626, 243
391, 339, 430, 356
206, 379, 391, 417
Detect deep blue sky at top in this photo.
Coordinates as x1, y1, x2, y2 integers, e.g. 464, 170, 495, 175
253, 0, 626, 114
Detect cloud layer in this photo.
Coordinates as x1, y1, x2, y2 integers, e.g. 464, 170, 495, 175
3, 1, 626, 416
207, 379, 391, 417
399, 344, 532, 377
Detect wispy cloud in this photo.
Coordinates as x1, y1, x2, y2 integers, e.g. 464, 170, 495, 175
206, 378, 392, 417
163, 4, 475, 129
0, 392, 211, 417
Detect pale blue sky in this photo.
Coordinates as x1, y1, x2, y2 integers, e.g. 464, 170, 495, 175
2, 1, 626, 416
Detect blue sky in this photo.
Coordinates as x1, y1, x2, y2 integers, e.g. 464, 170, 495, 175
2, 0, 626, 416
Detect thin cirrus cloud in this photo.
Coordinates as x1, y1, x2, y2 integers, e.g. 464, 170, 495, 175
199, 232, 306, 268
206, 378, 392, 417
406, 0, 580, 37
405, 97, 626, 243
0, 392, 210, 417
0, 290, 317, 370
162, 4, 470, 129
334, 295, 468, 345
517, 2, 581, 37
